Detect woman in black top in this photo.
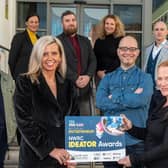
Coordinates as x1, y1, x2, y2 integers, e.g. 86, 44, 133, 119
118, 61, 168, 168
94, 14, 125, 80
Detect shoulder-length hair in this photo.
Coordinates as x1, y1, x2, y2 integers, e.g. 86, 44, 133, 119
25, 12, 40, 22
26, 35, 66, 83
99, 14, 125, 39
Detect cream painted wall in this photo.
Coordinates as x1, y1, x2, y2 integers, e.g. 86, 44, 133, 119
0, 0, 16, 48
0, 0, 16, 73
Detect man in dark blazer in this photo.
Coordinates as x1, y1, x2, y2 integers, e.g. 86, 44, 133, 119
57, 10, 97, 116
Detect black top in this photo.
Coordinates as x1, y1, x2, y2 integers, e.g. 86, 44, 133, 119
128, 91, 168, 168
94, 35, 122, 73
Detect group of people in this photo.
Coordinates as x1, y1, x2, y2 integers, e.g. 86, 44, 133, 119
95, 16, 168, 168
0, 8, 168, 168
5, 10, 96, 168
95, 15, 168, 168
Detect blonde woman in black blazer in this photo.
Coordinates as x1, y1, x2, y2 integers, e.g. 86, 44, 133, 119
14, 36, 78, 168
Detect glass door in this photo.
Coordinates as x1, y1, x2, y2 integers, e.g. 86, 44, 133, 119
50, 4, 109, 36
82, 6, 109, 37
50, 6, 76, 36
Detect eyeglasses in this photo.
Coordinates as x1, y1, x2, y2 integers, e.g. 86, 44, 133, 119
118, 47, 138, 52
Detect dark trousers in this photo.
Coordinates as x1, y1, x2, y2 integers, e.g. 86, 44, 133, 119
78, 94, 91, 116
78, 85, 93, 116
16, 128, 21, 145
0, 126, 8, 168
103, 142, 145, 168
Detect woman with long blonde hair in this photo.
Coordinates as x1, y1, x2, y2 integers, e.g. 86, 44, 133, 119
14, 35, 78, 168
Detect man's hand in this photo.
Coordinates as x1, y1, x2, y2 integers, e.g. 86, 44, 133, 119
97, 70, 106, 79
118, 155, 132, 167
134, 88, 143, 94
76, 75, 90, 88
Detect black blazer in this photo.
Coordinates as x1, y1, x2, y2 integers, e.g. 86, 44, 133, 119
57, 33, 97, 82
8, 30, 39, 80
14, 73, 79, 167
128, 91, 168, 168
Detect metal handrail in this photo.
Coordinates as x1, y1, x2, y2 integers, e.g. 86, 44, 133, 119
0, 45, 9, 52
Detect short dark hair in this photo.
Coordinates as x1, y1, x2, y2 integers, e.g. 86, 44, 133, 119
25, 13, 40, 22
61, 10, 76, 21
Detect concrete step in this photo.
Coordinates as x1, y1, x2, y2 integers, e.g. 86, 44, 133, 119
4, 145, 19, 168
3, 145, 103, 168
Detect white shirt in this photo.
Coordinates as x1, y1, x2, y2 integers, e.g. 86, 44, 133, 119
152, 40, 167, 59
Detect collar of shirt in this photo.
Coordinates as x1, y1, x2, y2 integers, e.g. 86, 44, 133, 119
118, 65, 137, 75
68, 35, 77, 42
152, 39, 167, 59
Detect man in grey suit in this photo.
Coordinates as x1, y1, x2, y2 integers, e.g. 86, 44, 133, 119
144, 21, 168, 89
57, 10, 97, 115
0, 52, 16, 167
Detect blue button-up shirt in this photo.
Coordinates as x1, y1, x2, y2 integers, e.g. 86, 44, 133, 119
96, 66, 153, 145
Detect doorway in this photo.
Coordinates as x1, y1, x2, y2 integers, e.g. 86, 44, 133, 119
50, 4, 109, 37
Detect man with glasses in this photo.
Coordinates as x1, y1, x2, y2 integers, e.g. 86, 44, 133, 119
96, 36, 153, 168
144, 21, 168, 89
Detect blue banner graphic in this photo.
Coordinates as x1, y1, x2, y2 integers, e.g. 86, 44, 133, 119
65, 116, 126, 162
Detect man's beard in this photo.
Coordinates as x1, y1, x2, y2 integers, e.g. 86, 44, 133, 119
64, 27, 77, 36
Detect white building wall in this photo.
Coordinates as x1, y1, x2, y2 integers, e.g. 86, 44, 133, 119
0, 0, 16, 48
0, 0, 16, 73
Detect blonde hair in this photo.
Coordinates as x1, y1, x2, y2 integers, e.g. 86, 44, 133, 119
99, 14, 125, 39
27, 35, 66, 83
158, 61, 168, 70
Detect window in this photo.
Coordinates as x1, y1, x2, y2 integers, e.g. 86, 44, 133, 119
114, 5, 142, 31
83, 7, 109, 37
17, 2, 47, 35
114, 5, 142, 67
51, 6, 76, 36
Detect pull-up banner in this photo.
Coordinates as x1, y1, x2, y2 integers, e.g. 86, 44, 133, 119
65, 116, 126, 162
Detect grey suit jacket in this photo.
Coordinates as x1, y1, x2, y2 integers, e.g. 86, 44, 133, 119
144, 40, 168, 81
0, 70, 16, 144
57, 33, 97, 83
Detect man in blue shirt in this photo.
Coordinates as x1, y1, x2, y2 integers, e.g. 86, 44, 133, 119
96, 35, 153, 168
